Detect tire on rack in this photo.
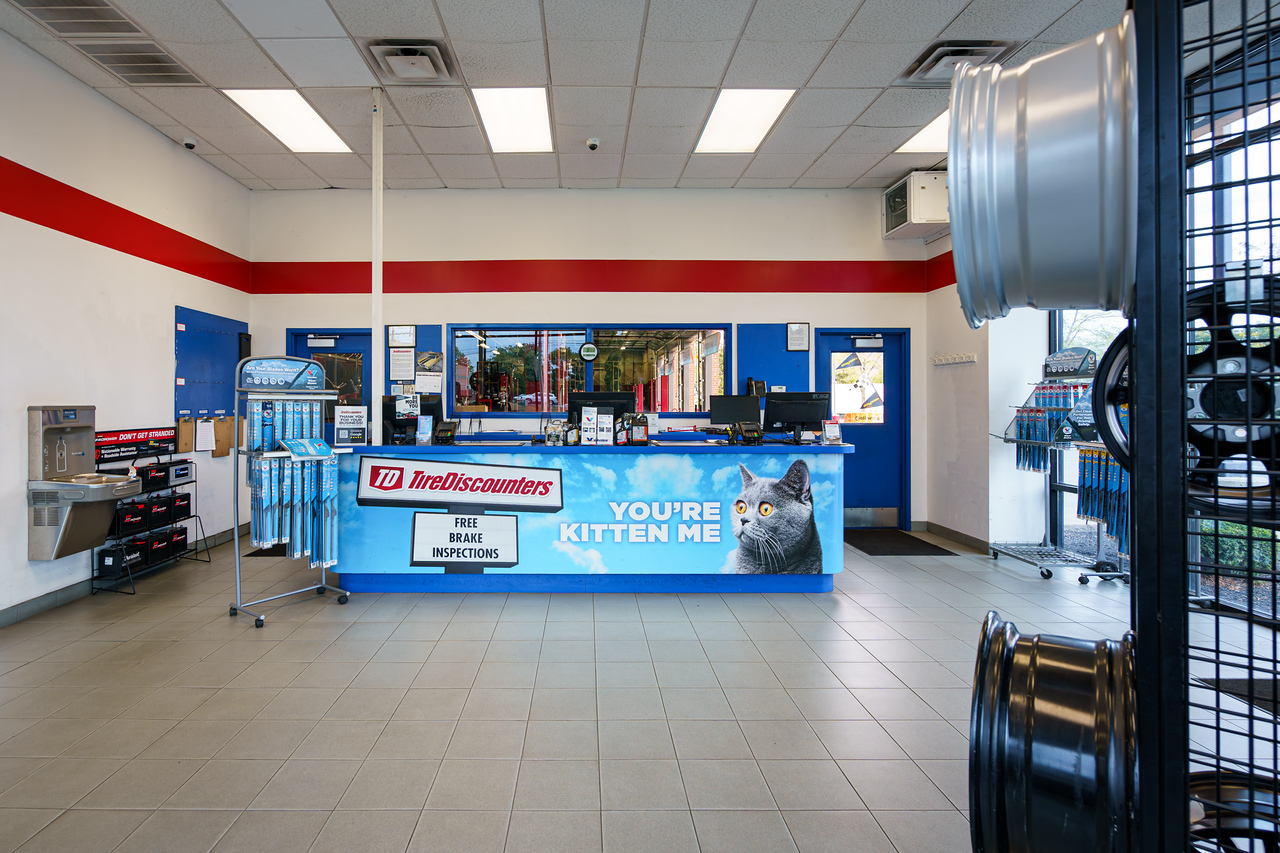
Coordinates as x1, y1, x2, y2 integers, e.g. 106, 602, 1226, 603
1093, 327, 1131, 470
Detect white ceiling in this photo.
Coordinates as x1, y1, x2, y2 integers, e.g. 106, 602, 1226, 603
0, 0, 1124, 190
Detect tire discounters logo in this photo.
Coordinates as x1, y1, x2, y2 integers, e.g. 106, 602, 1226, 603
356, 456, 563, 513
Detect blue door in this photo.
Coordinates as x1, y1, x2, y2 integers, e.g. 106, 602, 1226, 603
815, 328, 910, 529
286, 329, 373, 444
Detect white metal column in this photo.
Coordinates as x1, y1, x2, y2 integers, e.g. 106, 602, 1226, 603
370, 87, 385, 446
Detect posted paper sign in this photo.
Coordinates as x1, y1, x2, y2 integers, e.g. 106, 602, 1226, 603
415, 372, 443, 395
334, 406, 367, 446
411, 513, 518, 568
389, 348, 416, 381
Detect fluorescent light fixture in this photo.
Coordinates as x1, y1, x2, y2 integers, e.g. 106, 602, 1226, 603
695, 89, 795, 154
897, 109, 951, 153
223, 89, 349, 153
473, 88, 554, 153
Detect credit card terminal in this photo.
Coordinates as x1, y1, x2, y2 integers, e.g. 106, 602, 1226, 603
735, 421, 763, 445
433, 420, 460, 445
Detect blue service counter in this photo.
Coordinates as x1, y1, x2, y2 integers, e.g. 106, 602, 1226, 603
336, 441, 854, 593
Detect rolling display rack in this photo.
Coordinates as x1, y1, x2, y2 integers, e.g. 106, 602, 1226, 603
230, 356, 350, 628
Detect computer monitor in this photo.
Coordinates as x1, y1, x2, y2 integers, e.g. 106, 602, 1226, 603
709, 395, 762, 427
763, 392, 831, 443
382, 395, 417, 445
566, 391, 635, 425
419, 394, 445, 427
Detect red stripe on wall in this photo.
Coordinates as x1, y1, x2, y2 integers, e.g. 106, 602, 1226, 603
0, 156, 251, 292
252, 261, 370, 294
925, 251, 955, 292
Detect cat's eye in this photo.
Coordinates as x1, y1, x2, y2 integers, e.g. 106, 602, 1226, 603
758, 502, 774, 516
734, 500, 747, 514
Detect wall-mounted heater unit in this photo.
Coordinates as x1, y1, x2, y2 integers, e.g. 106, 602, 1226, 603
882, 171, 949, 240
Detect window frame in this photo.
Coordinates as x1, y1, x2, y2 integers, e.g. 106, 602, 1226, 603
445, 322, 733, 418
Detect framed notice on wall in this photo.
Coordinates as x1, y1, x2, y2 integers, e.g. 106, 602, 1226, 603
786, 323, 810, 352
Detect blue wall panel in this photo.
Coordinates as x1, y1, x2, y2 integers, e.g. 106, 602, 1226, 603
384, 324, 444, 397
736, 323, 809, 395
175, 306, 248, 420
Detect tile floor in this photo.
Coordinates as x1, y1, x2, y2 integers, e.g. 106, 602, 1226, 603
0, 534, 1131, 853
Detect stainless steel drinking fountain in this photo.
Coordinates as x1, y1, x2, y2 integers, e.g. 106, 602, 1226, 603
27, 406, 141, 560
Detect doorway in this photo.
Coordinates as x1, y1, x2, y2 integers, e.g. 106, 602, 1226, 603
815, 328, 910, 529
286, 329, 372, 444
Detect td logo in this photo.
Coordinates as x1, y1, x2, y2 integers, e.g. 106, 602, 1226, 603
368, 466, 404, 491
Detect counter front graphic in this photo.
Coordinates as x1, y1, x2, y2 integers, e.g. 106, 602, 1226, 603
337, 447, 847, 583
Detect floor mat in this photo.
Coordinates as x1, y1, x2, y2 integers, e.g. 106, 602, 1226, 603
1201, 678, 1280, 716
843, 528, 955, 557
245, 544, 286, 557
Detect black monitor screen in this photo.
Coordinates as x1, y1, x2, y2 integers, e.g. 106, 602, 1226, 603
419, 394, 445, 426
567, 391, 635, 425
763, 392, 830, 431
382, 395, 417, 424
709, 395, 762, 426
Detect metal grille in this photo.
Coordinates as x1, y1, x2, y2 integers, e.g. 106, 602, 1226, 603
31, 506, 60, 526
1181, 1, 1280, 848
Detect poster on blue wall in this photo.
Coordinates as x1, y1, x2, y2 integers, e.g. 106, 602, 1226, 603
338, 452, 844, 575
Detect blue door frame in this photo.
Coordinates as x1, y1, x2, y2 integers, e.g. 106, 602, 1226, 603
286, 328, 373, 444
815, 328, 911, 529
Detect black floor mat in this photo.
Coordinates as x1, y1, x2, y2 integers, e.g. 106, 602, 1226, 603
245, 544, 286, 557
1201, 678, 1280, 716
842, 528, 955, 557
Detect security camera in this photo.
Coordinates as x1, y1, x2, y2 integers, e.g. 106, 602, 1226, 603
182, 137, 197, 150
587, 138, 599, 151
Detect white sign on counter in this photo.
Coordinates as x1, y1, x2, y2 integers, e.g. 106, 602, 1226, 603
410, 512, 519, 568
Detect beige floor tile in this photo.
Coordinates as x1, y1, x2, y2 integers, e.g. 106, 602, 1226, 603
782, 810, 895, 853
522, 720, 599, 760
423, 759, 519, 810
77, 758, 202, 808
602, 810, 699, 853
336, 758, 439, 809
739, 720, 829, 760
596, 662, 658, 689
309, 809, 422, 853
872, 810, 971, 853
513, 759, 600, 809
136, 719, 246, 760
58, 718, 177, 760
915, 759, 969, 810
164, 758, 283, 809
226, 660, 308, 688
350, 662, 424, 689
292, 720, 385, 760
114, 808, 238, 853
838, 759, 953, 810
406, 809, 509, 853
187, 688, 281, 720
529, 688, 596, 720
722, 688, 804, 720
757, 760, 865, 810
0, 757, 123, 808
472, 662, 538, 689
691, 810, 799, 853
0, 808, 60, 853
661, 689, 734, 720
809, 721, 908, 760
210, 809, 327, 853
0, 687, 93, 719
49, 686, 156, 718
0, 757, 48, 795
667, 720, 752, 759
391, 688, 468, 720
652, 661, 719, 688
255, 688, 343, 720
599, 759, 687, 810
444, 720, 526, 759
597, 688, 664, 720
678, 759, 776, 810
597, 720, 674, 759
214, 719, 316, 760
505, 810, 601, 853
0, 718, 108, 758
166, 661, 252, 689
287, 661, 363, 689
461, 688, 533, 720
322, 689, 406, 721
411, 661, 480, 689
785, 689, 870, 721
12, 807, 149, 853
367, 720, 455, 760
880, 720, 968, 760
248, 758, 361, 810
118, 687, 216, 720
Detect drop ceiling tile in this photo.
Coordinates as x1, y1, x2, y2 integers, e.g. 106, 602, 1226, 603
644, 0, 755, 40
259, 38, 378, 87
551, 87, 633, 126
826, 123, 915, 154
629, 88, 716, 127
735, 177, 794, 188
809, 41, 929, 88
559, 153, 623, 179
850, 175, 897, 188
636, 40, 735, 87
781, 87, 880, 127
268, 177, 332, 189
841, 0, 970, 42
856, 88, 950, 128
297, 153, 373, 179
442, 177, 504, 188
681, 154, 751, 179
749, 0, 860, 40
134, 87, 253, 128
722, 40, 832, 87
386, 177, 446, 189
409, 125, 489, 155
940, 0, 1078, 40
740, 152, 820, 178
326, 0, 445, 39
16, 38, 127, 88
303, 88, 378, 128
339, 125, 418, 156
556, 128, 626, 154
861, 151, 945, 178
325, 178, 372, 188
451, 40, 548, 86
760, 123, 846, 154
220, 0, 346, 38
108, 0, 246, 41
198, 153, 259, 180
1036, 0, 1126, 43
791, 176, 853, 188
380, 154, 440, 179
544, 0, 646, 39
0, 2, 57, 42
548, 39, 638, 86
96, 87, 179, 126
162, 40, 292, 88
387, 87, 476, 126
493, 153, 559, 179
622, 154, 687, 178
502, 177, 561, 188
428, 154, 500, 180
188, 123, 289, 155
1005, 40, 1062, 66
154, 125, 221, 154
239, 177, 273, 190
563, 178, 619, 188
434, 0, 543, 42
677, 177, 737, 187
234, 153, 321, 180
620, 176, 679, 188
801, 152, 882, 180
625, 125, 702, 155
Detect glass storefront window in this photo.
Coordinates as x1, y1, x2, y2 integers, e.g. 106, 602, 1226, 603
452, 329, 586, 413
592, 328, 726, 413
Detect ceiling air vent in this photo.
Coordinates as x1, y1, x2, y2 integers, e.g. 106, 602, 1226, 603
10, 0, 144, 37
69, 40, 202, 85
895, 40, 1023, 87
364, 39, 459, 85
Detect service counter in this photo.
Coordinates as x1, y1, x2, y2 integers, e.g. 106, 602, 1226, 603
336, 441, 854, 593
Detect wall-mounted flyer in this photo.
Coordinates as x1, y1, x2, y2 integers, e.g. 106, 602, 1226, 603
334, 406, 367, 446
389, 348, 416, 381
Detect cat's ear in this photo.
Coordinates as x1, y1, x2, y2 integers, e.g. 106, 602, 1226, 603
739, 463, 754, 485
781, 460, 811, 502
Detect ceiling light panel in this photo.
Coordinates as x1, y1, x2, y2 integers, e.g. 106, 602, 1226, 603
694, 89, 795, 153
896, 109, 949, 152
223, 89, 351, 153
473, 88, 554, 153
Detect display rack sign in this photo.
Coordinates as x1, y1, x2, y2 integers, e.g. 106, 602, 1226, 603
95, 427, 177, 462
237, 357, 325, 391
